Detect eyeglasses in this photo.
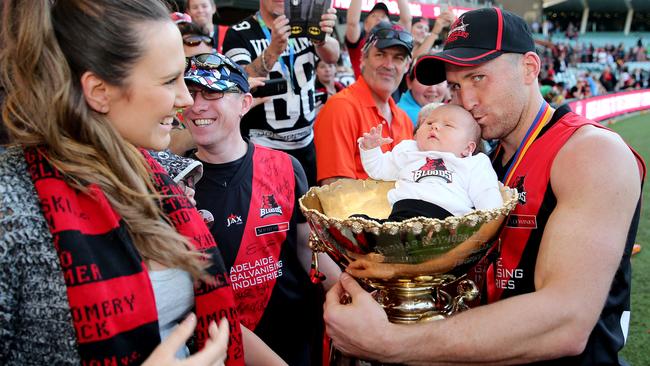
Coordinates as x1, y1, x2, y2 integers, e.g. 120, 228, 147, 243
369, 28, 414, 47
187, 85, 241, 101
185, 53, 243, 75
183, 35, 212, 47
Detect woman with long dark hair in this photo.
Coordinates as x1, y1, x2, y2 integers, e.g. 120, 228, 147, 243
0, 1, 284, 365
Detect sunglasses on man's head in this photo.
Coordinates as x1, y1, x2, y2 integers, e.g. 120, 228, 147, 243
185, 53, 242, 75
370, 28, 414, 46
183, 34, 212, 47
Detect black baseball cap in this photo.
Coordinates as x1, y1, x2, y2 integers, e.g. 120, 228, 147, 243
364, 21, 413, 56
369, 2, 389, 16
414, 7, 535, 85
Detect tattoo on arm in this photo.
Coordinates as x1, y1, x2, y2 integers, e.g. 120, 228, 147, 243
245, 57, 268, 78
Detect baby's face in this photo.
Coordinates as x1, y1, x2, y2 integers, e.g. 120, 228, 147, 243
415, 105, 478, 157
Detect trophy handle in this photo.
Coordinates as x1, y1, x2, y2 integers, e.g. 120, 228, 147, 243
308, 232, 327, 284
450, 279, 480, 314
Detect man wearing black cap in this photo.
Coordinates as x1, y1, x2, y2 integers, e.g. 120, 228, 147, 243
314, 22, 414, 185
345, 0, 411, 79
323, 7, 645, 365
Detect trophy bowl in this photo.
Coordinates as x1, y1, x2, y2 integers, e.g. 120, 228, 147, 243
300, 179, 518, 323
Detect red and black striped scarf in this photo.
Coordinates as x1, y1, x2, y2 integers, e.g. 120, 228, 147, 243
24, 147, 245, 366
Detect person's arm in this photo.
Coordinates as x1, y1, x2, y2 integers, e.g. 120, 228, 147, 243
289, 155, 342, 289
345, 0, 362, 44
358, 125, 400, 181
324, 126, 642, 364
411, 9, 455, 60
396, 0, 412, 31
241, 325, 287, 366
314, 8, 340, 64
241, 16, 291, 78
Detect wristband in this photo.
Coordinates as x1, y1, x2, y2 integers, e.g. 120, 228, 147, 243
260, 48, 271, 73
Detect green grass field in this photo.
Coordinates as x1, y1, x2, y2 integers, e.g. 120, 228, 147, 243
608, 113, 649, 366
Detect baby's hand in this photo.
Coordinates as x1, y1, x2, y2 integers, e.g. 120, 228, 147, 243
359, 124, 393, 150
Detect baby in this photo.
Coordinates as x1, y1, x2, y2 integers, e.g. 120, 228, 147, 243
359, 104, 502, 221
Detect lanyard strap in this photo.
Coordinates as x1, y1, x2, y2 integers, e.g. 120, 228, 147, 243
498, 102, 553, 186
257, 12, 294, 82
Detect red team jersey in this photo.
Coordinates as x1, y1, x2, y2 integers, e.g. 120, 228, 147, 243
488, 105, 645, 365
193, 142, 324, 366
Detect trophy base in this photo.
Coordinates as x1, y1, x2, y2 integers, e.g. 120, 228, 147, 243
370, 275, 479, 324
328, 276, 480, 365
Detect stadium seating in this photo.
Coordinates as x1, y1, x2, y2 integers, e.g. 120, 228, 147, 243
534, 32, 650, 49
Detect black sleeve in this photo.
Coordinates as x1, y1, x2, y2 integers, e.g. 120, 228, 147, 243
222, 20, 255, 66
291, 155, 309, 224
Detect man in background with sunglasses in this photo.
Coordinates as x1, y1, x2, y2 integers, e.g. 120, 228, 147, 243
222, 0, 340, 187
314, 22, 414, 186
180, 22, 214, 56
182, 53, 340, 366
172, 12, 215, 55
345, 0, 412, 79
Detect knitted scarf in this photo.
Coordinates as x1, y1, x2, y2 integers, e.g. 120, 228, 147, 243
24, 147, 244, 365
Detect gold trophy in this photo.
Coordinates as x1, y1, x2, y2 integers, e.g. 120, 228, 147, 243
300, 179, 518, 324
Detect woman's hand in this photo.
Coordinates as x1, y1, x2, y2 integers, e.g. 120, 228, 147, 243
143, 313, 229, 366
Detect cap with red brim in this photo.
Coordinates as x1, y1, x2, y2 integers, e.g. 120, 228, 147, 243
414, 7, 535, 86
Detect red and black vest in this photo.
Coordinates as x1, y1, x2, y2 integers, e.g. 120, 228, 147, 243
226, 145, 295, 330
194, 142, 323, 366
487, 107, 645, 365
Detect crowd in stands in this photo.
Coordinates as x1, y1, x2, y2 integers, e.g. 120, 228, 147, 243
531, 21, 650, 104
277, 10, 650, 109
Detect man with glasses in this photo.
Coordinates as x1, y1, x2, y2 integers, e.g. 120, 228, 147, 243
314, 23, 415, 185
182, 53, 340, 366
